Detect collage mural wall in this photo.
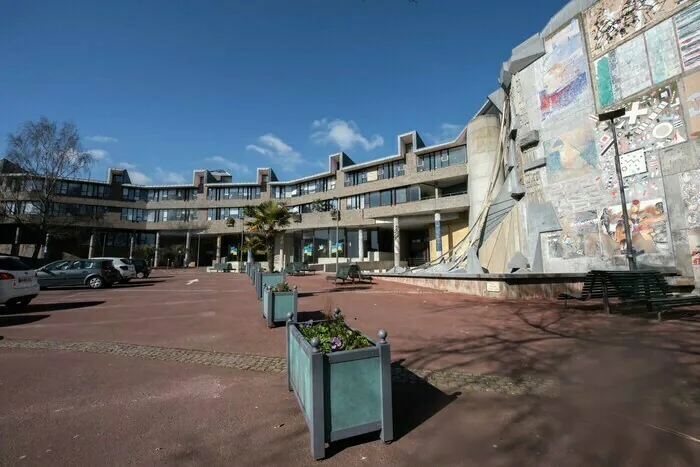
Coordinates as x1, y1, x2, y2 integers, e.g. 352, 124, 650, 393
512, 0, 700, 278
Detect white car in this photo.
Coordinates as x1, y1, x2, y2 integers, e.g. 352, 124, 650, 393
91, 257, 136, 282
0, 256, 40, 309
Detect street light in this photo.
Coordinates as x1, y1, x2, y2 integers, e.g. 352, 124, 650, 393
599, 108, 637, 271
333, 198, 339, 274
196, 232, 201, 268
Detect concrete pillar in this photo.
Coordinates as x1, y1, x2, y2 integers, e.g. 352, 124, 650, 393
13, 227, 20, 255
467, 115, 504, 229
88, 232, 95, 258
393, 217, 400, 268
129, 235, 135, 259
154, 231, 160, 267
184, 231, 191, 266
216, 235, 222, 264
358, 229, 365, 261
279, 234, 285, 271
435, 212, 442, 257
435, 186, 440, 199
43, 232, 50, 257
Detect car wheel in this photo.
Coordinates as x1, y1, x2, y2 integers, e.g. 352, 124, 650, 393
88, 276, 105, 289
136, 272, 145, 279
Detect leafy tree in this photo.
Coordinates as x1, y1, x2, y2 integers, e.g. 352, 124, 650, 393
311, 198, 328, 213
245, 201, 291, 272
2, 117, 95, 258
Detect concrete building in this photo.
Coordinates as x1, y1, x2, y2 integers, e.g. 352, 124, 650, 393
0, 126, 491, 271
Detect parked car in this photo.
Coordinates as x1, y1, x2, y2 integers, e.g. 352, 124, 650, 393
37, 259, 122, 289
90, 257, 136, 283
0, 256, 40, 309
128, 258, 150, 279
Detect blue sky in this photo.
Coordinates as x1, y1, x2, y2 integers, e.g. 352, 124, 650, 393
1, 0, 565, 185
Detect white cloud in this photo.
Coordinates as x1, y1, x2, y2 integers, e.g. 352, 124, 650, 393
86, 135, 118, 143
128, 171, 152, 185
206, 156, 251, 176
155, 167, 186, 184
87, 149, 109, 160
424, 123, 463, 145
119, 162, 137, 169
246, 134, 304, 172
310, 119, 384, 151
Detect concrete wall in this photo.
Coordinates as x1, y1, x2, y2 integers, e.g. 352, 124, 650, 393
428, 212, 469, 260
466, 115, 504, 229
491, 0, 700, 284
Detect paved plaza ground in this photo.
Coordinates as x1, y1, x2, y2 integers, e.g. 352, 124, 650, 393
1, 270, 699, 466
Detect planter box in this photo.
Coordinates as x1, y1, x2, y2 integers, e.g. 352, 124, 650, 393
256, 271, 286, 301
250, 264, 261, 285
286, 319, 393, 460
262, 287, 298, 328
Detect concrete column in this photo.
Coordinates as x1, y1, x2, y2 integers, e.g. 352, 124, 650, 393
154, 231, 160, 267
184, 231, 191, 266
467, 115, 504, 229
435, 186, 440, 199
43, 232, 50, 257
393, 217, 400, 268
358, 229, 365, 261
279, 234, 285, 271
435, 212, 443, 257
216, 235, 222, 264
88, 232, 95, 258
129, 235, 135, 259
13, 227, 20, 255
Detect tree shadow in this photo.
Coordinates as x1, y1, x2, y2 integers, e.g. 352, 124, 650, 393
1, 300, 105, 315
0, 314, 50, 327
298, 285, 373, 297
296, 310, 327, 321
111, 282, 159, 288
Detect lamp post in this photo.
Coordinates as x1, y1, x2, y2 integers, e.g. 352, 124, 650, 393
196, 232, 201, 268
599, 108, 637, 271
334, 198, 339, 274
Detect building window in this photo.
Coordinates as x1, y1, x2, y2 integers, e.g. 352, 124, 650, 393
113, 174, 124, 183
417, 145, 466, 172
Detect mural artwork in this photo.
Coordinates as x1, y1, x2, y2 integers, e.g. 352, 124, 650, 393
689, 230, 700, 277
645, 19, 682, 84
547, 210, 601, 259
545, 124, 600, 183
681, 169, 700, 228
595, 35, 652, 107
585, 0, 689, 57
595, 83, 687, 159
684, 71, 700, 138
539, 19, 590, 121
599, 198, 669, 256
675, 0, 700, 72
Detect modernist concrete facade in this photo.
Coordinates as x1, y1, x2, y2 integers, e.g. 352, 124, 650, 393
0, 124, 498, 270
460, 0, 700, 289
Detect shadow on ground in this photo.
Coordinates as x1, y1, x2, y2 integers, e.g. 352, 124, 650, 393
1, 301, 106, 315
0, 314, 50, 327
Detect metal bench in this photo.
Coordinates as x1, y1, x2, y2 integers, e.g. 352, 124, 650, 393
325, 264, 353, 285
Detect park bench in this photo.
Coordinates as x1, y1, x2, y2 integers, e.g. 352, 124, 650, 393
212, 263, 231, 273
349, 264, 373, 283
284, 262, 315, 276
559, 269, 700, 321
325, 264, 353, 285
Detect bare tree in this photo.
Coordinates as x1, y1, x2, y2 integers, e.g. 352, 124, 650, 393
2, 117, 96, 258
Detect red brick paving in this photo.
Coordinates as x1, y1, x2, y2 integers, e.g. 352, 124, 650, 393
1, 269, 700, 465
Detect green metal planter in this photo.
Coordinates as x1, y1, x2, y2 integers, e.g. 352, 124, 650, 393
262, 286, 298, 328
256, 271, 285, 301
286, 313, 393, 460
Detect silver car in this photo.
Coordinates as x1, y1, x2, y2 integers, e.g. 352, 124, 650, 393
89, 257, 136, 282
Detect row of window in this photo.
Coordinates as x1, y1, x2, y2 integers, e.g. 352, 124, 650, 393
57, 181, 112, 199
121, 187, 198, 202
207, 207, 244, 221
148, 209, 198, 223
287, 199, 338, 214
50, 202, 109, 217
416, 146, 466, 172
345, 185, 420, 210
207, 186, 261, 201
271, 176, 336, 199
120, 208, 147, 222
344, 161, 405, 187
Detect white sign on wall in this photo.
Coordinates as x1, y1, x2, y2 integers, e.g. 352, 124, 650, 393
486, 282, 500, 292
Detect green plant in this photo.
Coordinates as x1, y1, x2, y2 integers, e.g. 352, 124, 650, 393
311, 199, 327, 213
245, 201, 292, 273
271, 282, 291, 292
298, 309, 372, 353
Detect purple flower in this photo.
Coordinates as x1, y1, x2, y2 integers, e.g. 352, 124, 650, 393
330, 336, 343, 351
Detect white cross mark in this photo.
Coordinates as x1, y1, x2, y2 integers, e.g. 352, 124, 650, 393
626, 101, 649, 125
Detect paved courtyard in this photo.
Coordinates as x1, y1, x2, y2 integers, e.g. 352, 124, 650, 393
1, 270, 699, 466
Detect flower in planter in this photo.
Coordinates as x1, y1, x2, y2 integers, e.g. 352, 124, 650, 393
271, 282, 291, 292
298, 310, 371, 353
330, 336, 343, 351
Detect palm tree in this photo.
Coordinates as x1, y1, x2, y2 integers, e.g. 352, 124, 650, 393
245, 201, 291, 272
243, 235, 266, 263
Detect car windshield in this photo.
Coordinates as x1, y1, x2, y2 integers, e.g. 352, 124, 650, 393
0, 257, 32, 271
